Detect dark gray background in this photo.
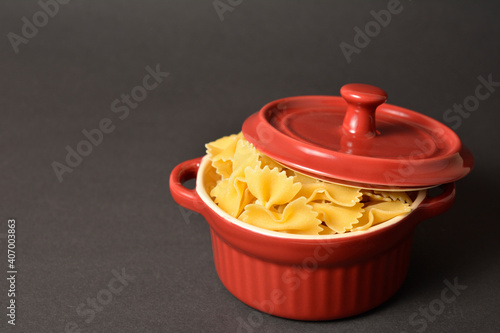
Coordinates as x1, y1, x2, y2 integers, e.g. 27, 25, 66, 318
1, 1, 499, 332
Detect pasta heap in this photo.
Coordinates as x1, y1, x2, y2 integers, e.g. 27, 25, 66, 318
206, 133, 413, 235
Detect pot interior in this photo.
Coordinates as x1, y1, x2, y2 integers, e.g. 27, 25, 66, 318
197, 156, 426, 240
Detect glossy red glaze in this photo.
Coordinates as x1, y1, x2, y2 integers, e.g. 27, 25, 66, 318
242, 84, 474, 189
170, 157, 205, 213
341, 83, 387, 138
169, 158, 457, 320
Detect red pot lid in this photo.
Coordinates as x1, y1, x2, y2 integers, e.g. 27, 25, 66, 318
242, 84, 474, 190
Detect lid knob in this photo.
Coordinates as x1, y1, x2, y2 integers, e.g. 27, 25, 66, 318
341, 83, 388, 138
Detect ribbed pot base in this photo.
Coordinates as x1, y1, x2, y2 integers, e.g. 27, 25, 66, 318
211, 229, 412, 321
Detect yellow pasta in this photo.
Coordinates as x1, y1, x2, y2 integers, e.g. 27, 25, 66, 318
210, 177, 254, 218
362, 190, 413, 204
318, 224, 337, 235
244, 166, 301, 209
311, 202, 364, 234
206, 133, 242, 179
209, 137, 260, 217
351, 201, 412, 231
294, 180, 362, 207
240, 197, 322, 235
259, 154, 284, 171
231, 139, 261, 179
206, 133, 414, 235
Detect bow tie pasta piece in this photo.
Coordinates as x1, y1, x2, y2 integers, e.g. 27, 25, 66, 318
206, 133, 240, 160
311, 202, 364, 234
210, 177, 255, 218
206, 133, 243, 179
244, 166, 301, 209
232, 139, 261, 179
293, 171, 318, 184
352, 201, 411, 231
362, 190, 413, 204
212, 159, 233, 180
240, 197, 322, 235
209, 137, 260, 217
318, 224, 337, 235
259, 154, 284, 172
204, 161, 221, 193
294, 181, 362, 207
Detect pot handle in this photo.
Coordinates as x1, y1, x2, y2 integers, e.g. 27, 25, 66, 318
169, 157, 206, 214
416, 183, 456, 220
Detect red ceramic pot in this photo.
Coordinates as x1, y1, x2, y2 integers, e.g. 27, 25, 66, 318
170, 156, 456, 321
169, 84, 472, 320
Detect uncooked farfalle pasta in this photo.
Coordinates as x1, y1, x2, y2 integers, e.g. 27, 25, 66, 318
206, 133, 413, 235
